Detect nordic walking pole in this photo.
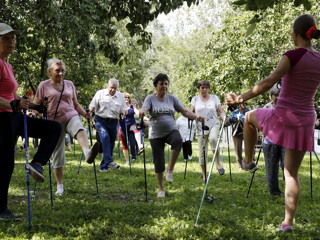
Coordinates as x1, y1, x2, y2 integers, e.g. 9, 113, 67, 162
43, 103, 54, 208
195, 116, 226, 227
86, 109, 100, 197
246, 145, 262, 198
310, 152, 313, 198
138, 119, 148, 201
23, 97, 32, 230
202, 123, 208, 185
226, 126, 232, 181
123, 115, 132, 174
184, 119, 193, 179
77, 153, 84, 174
313, 151, 320, 164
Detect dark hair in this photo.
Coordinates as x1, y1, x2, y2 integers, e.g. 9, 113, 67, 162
197, 80, 210, 89
293, 14, 320, 40
153, 73, 169, 87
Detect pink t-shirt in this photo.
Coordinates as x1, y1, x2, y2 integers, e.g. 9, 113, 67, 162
0, 59, 18, 112
277, 48, 320, 116
35, 79, 78, 124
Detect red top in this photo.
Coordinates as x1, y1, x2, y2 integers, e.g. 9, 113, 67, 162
0, 59, 18, 112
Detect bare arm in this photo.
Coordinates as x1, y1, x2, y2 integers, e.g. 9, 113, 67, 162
216, 104, 226, 120
180, 107, 204, 122
0, 97, 12, 110
238, 55, 290, 102
73, 97, 87, 117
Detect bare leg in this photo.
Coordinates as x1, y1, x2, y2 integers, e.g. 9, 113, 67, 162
283, 149, 305, 226
201, 164, 206, 180
54, 167, 63, 185
75, 130, 89, 153
167, 149, 180, 173
134, 131, 143, 149
214, 150, 222, 169
123, 149, 129, 164
156, 172, 164, 192
243, 110, 259, 164
233, 136, 244, 168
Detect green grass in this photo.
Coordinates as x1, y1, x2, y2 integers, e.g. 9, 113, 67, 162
1, 140, 320, 240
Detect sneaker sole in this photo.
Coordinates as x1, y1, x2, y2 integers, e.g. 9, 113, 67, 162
28, 165, 45, 182
249, 166, 259, 173
86, 142, 100, 164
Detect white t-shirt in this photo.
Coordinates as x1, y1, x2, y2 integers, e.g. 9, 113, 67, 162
191, 95, 221, 135
176, 115, 196, 142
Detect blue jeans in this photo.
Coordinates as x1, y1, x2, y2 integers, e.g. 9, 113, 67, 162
94, 116, 118, 170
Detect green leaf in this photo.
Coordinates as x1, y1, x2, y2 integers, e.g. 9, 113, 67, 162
249, 15, 259, 24
303, 0, 312, 10
245, 22, 256, 36
232, 0, 247, 6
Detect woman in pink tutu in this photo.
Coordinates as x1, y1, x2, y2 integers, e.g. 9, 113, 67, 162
236, 14, 320, 233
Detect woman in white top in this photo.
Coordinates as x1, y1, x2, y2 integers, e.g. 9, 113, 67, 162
190, 80, 226, 180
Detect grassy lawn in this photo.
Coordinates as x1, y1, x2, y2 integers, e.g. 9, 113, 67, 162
1, 138, 320, 240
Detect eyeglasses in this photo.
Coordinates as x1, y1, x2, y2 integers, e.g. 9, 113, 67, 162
125, 97, 130, 99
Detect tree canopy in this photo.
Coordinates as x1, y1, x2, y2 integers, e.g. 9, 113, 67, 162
0, 0, 319, 108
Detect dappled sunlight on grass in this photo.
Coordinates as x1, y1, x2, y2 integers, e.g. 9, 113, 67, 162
2, 140, 320, 239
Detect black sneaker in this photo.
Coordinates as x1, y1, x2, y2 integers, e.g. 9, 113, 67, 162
242, 160, 259, 173
0, 209, 21, 221
85, 142, 100, 164
29, 162, 45, 182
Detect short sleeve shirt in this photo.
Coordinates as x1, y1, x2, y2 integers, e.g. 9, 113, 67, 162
142, 94, 184, 139
35, 80, 78, 124
89, 89, 126, 119
191, 95, 221, 135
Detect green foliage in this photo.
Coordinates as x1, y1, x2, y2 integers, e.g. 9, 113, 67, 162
2, 138, 320, 239
0, 0, 200, 106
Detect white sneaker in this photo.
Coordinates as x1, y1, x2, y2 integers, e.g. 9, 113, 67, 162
166, 168, 173, 183
124, 162, 130, 166
55, 184, 64, 196
188, 155, 192, 160
157, 191, 165, 198
108, 162, 120, 170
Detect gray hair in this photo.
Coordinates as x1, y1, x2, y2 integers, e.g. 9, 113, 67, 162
269, 84, 280, 99
108, 78, 119, 86
47, 58, 66, 71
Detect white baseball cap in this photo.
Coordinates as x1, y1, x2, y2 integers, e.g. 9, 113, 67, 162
0, 23, 20, 36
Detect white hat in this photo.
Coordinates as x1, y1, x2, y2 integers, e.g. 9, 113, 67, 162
0, 23, 19, 36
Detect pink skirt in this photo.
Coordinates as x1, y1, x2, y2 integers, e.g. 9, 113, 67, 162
256, 107, 315, 152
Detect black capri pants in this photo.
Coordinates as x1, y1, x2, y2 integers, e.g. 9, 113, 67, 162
149, 130, 182, 173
